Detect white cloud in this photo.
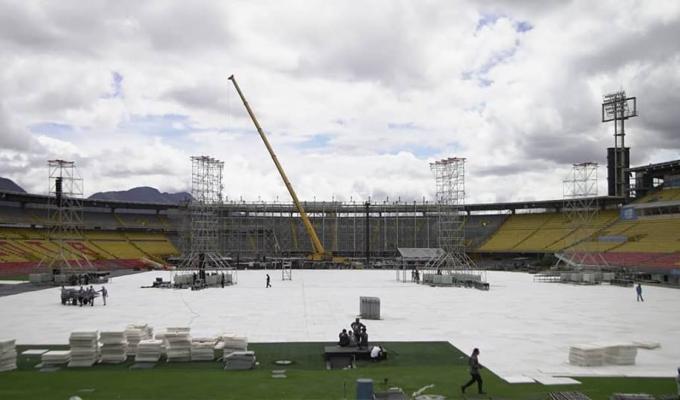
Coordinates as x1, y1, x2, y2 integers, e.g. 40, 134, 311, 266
0, 0, 679, 203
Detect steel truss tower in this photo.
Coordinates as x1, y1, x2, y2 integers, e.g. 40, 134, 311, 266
556, 162, 608, 268
426, 157, 484, 280
39, 160, 93, 272
602, 90, 637, 197
179, 156, 235, 281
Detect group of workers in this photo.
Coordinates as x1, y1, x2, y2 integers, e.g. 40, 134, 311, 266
61, 285, 108, 307
338, 317, 369, 348
337, 318, 386, 361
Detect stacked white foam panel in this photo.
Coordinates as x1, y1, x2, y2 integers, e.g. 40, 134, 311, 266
100, 331, 128, 363
191, 338, 217, 361
0, 339, 17, 372
173, 274, 193, 286
125, 324, 153, 356
135, 340, 163, 362
165, 328, 191, 362
68, 331, 99, 367
568, 344, 605, 366
224, 351, 256, 370
41, 350, 71, 366
604, 344, 638, 365
222, 335, 248, 357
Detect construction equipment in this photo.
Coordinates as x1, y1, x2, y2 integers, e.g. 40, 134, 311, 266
228, 75, 341, 263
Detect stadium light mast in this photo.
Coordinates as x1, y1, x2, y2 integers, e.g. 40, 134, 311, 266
602, 90, 637, 198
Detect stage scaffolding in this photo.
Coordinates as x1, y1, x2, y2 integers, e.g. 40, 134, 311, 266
38, 160, 93, 272
555, 162, 608, 269
178, 156, 236, 284
395, 157, 486, 285
218, 199, 442, 261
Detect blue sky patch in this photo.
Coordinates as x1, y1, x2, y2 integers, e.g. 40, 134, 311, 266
29, 122, 74, 135
299, 134, 333, 149
515, 21, 533, 33
102, 71, 124, 99
476, 13, 501, 31
119, 113, 194, 137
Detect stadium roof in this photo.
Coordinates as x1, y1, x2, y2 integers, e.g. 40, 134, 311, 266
0, 190, 179, 211
0, 190, 625, 213
627, 159, 680, 174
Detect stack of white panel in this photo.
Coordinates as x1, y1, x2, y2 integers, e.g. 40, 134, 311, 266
0, 339, 17, 372
223, 351, 256, 370
173, 274, 193, 286
165, 328, 191, 362
100, 331, 128, 363
222, 335, 248, 358
135, 339, 163, 362
68, 331, 99, 367
605, 344, 638, 365
125, 324, 153, 356
568, 344, 605, 366
42, 350, 71, 366
191, 338, 217, 361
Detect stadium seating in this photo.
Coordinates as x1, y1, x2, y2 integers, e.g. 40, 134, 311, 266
478, 210, 618, 253
0, 225, 179, 275
636, 187, 680, 203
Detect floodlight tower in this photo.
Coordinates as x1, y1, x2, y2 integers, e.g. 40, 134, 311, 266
602, 91, 637, 198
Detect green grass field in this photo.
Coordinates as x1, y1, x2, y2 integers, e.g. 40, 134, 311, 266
0, 274, 29, 281
0, 342, 675, 399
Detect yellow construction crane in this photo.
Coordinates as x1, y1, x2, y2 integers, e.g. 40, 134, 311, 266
228, 75, 338, 262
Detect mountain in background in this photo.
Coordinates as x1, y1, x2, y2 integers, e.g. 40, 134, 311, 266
0, 177, 26, 193
89, 186, 191, 204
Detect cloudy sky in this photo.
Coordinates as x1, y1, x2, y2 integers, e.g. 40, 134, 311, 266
1, 0, 679, 203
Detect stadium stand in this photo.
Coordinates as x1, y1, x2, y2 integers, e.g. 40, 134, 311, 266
636, 187, 680, 203
0, 199, 179, 276
477, 211, 619, 253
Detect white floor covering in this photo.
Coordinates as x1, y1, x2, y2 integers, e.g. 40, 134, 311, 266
1, 270, 678, 381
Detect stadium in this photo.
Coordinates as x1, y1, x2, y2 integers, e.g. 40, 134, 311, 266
2, 2, 680, 400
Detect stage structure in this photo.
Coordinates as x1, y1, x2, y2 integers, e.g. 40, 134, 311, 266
400, 157, 486, 287
39, 160, 93, 272
178, 156, 236, 286
555, 162, 608, 269
602, 90, 637, 198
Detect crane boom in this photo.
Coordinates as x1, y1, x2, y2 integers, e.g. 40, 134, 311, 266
228, 75, 327, 259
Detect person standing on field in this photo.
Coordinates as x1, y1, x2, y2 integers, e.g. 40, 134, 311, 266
636, 283, 644, 302
461, 348, 485, 395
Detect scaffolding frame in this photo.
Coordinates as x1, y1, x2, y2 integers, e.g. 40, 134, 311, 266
179, 156, 236, 283
424, 157, 485, 283
39, 160, 93, 272
556, 162, 608, 269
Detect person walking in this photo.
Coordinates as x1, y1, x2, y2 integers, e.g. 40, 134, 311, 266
100, 286, 108, 306
461, 348, 485, 395
266, 274, 271, 288
636, 283, 644, 302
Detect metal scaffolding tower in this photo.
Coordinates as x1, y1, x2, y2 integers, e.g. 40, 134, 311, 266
179, 156, 235, 282
39, 160, 93, 272
602, 90, 637, 197
556, 162, 608, 268
426, 157, 484, 281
